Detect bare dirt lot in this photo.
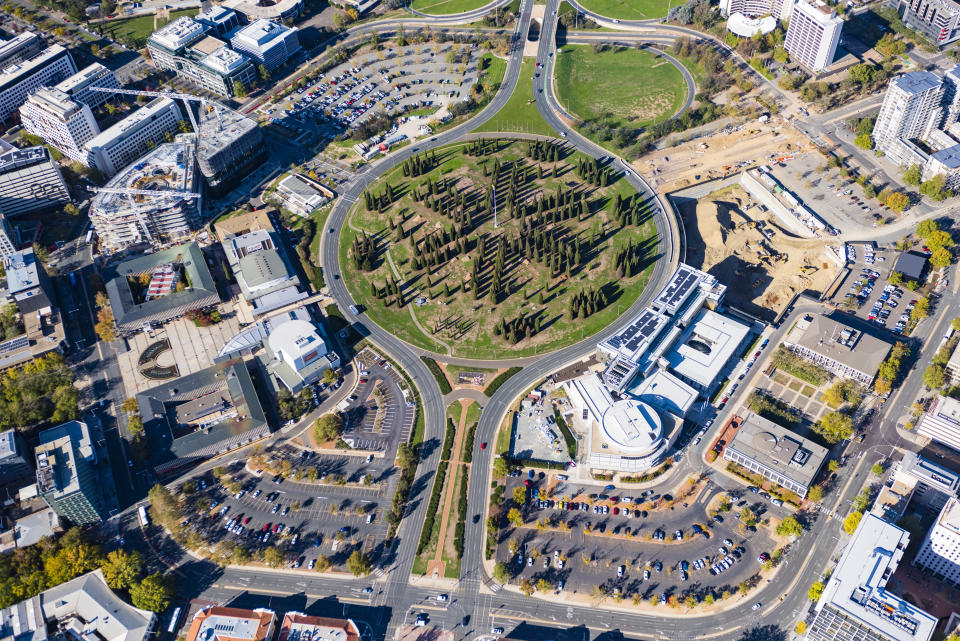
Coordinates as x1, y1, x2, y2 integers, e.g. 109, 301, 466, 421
678, 185, 841, 320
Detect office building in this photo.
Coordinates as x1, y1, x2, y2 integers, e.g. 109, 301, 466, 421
807, 513, 937, 641
784, 0, 843, 72
221, 221, 307, 315
90, 142, 199, 250
892, 451, 960, 513
893, 250, 929, 282
35, 421, 103, 526
54, 62, 120, 109
900, 0, 960, 46
148, 17, 258, 98
913, 497, 960, 586
195, 102, 266, 192
0, 429, 33, 497
662, 308, 750, 394
916, 394, 960, 450
195, 5, 242, 37
723, 412, 827, 499
274, 174, 332, 216
0, 213, 17, 261
185, 607, 276, 641
19, 88, 100, 164
278, 613, 359, 641
783, 313, 892, 385
0, 247, 67, 372
0, 32, 43, 68
0, 146, 70, 217
0, 569, 156, 641
82, 97, 182, 177
263, 313, 340, 392
0, 44, 76, 121
231, 20, 301, 71
104, 242, 219, 330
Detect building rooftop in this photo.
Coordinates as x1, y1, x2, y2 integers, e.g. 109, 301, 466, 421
185, 607, 275, 641
149, 16, 207, 50
898, 451, 960, 496
192, 35, 227, 56
23, 87, 85, 119
233, 19, 292, 48
12, 507, 59, 548
0, 428, 19, 460
936, 496, 960, 536
5, 247, 42, 297
664, 308, 749, 389
630, 369, 698, 418
0, 146, 50, 174
895, 70, 944, 95
85, 98, 181, 151
812, 513, 937, 641
917, 394, 960, 449
221, 0, 303, 20
195, 5, 238, 25
238, 248, 289, 289
278, 613, 359, 641
202, 47, 249, 74
786, 313, 892, 378
213, 209, 275, 241
893, 250, 928, 282
0, 45, 70, 90
196, 103, 259, 165
54, 62, 112, 94
931, 143, 960, 168
597, 307, 670, 363
726, 412, 827, 490
652, 263, 725, 315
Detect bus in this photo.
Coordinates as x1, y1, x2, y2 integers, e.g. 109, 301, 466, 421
138, 505, 149, 527
167, 607, 181, 634
84, 230, 94, 244
69, 272, 77, 287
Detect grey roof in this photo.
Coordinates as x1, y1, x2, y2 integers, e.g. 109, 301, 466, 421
897, 70, 943, 94
786, 313, 892, 378
238, 248, 289, 288
932, 143, 960, 169
40, 570, 156, 641
726, 412, 827, 490
137, 359, 268, 473
104, 242, 219, 329
5, 248, 42, 295
894, 250, 928, 281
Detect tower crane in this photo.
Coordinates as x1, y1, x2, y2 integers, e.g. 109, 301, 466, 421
88, 86, 223, 133
86, 186, 201, 199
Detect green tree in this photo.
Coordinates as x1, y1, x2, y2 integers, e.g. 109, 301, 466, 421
493, 456, 510, 477
493, 561, 509, 583
828, 460, 840, 472
258, 64, 271, 82
904, 164, 922, 186
924, 363, 947, 389
233, 80, 248, 98
126, 414, 144, 436
843, 511, 863, 535
854, 132, 873, 150
931, 247, 953, 269
513, 486, 527, 505
776, 515, 803, 537
100, 549, 144, 590
807, 485, 824, 502
120, 397, 139, 413
263, 546, 284, 567
871, 462, 885, 476
347, 550, 371, 576
885, 191, 910, 212
815, 412, 854, 444
808, 581, 825, 601
927, 229, 954, 251
508, 508, 523, 527
313, 412, 344, 442
917, 219, 941, 239
128, 573, 174, 612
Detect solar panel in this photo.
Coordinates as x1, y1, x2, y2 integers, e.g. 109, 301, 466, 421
655, 266, 699, 311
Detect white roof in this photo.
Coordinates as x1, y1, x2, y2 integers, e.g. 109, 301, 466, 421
816, 513, 937, 641
601, 399, 663, 455
664, 309, 749, 388
234, 19, 291, 48
917, 394, 960, 450
726, 12, 777, 36
44, 570, 155, 641
267, 318, 325, 365
202, 46, 248, 74
150, 16, 206, 50
631, 369, 697, 417
84, 97, 179, 150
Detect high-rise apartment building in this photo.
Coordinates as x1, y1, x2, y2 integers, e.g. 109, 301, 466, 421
900, 0, 960, 46
19, 88, 100, 164
54, 62, 121, 109
719, 0, 795, 20
913, 497, 960, 587
784, 0, 843, 72
0, 429, 34, 498
230, 20, 301, 71
0, 44, 76, 121
82, 97, 182, 176
874, 71, 945, 161
35, 421, 104, 526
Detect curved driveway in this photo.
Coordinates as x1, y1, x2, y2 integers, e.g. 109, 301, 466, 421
405, 0, 515, 19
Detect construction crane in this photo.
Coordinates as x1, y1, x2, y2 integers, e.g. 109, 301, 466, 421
88, 86, 222, 133
86, 186, 201, 200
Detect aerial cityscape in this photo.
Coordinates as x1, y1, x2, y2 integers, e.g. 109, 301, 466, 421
4, 0, 960, 639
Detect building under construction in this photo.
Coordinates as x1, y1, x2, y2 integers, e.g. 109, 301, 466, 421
195, 102, 265, 194
89, 141, 199, 251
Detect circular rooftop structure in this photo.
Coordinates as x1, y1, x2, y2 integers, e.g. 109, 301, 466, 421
726, 12, 777, 37
752, 430, 779, 452
599, 399, 664, 456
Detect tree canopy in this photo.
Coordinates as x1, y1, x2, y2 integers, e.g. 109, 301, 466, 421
814, 412, 854, 444
313, 412, 344, 443
128, 573, 174, 612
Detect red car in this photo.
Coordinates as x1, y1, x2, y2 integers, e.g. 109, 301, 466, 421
359, 378, 368, 384
613, 507, 620, 515
263, 523, 271, 532
480, 442, 487, 450
243, 516, 251, 525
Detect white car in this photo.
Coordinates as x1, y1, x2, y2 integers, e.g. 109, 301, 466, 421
751, 602, 762, 611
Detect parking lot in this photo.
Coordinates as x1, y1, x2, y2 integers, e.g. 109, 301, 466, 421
510, 399, 569, 464
832, 242, 916, 335
494, 471, 778, 602
340, 350, 417, 452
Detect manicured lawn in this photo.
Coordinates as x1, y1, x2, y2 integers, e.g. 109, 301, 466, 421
100, 8, 197, 44
555, 45, 686, 128
476, 59, 555, 136
411, 0, 493, 14
577, 0, 670, 19
340, 138, 658, 359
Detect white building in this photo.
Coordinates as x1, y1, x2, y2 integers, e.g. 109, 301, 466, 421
783, 313, 892, 385
223, 228, 307, 315
265, 315, 340, 392
0, 44, 76, 121
914, 497, 960, 587
19, 88, 100, 164
0, 569, 157, 641
83, 97, 182, 176
0, 146, 70, 217
807, 513, 937, 641
663, 308, 750, 394
53, 62, 120, 109
900, 0, 960, 47
784, 0, 843, 72
719, 0, 795, 19
195, 5, 242, 37
230, 19, 301, 72
274, 174, 331, 216
874, 71, 948, 165
917, 394, 960, 450
0, 32, 43, 68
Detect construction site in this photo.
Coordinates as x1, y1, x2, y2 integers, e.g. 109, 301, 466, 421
676, 184, 843, 321
89, 141, 199, 252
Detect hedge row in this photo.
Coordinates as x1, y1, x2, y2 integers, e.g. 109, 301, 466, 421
502, 455, 568, 470
553, 408, 577, 459
484, 367, 522, 397
454, 463, 469, 558
421, 356, 452, 394
416, 460, 449, 554
462, 423, 478, 463
441, 418, 455, 461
